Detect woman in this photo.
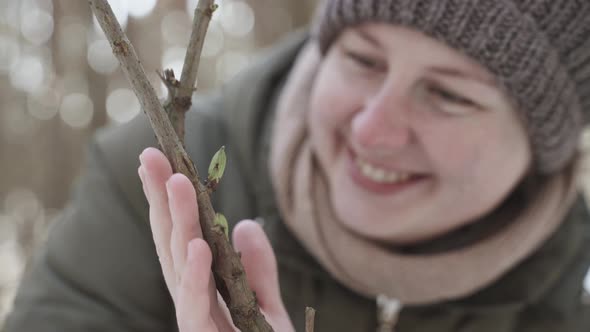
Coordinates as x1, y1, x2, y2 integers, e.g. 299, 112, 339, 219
5, 0, 590, 331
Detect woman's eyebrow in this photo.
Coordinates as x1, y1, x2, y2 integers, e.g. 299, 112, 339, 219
428, 66, 496, 88
354, 28, 384, 50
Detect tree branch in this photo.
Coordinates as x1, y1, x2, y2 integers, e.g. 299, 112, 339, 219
159, 2, 217, 142
306, 307, 316, 332
88, 1, 273, 331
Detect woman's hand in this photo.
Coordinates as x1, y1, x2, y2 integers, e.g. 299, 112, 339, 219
138, 147, 294, 332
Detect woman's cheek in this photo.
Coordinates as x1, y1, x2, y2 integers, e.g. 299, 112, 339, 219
324, 86, 361, 127
315, 62, 362, 122
310, 87, 348, 134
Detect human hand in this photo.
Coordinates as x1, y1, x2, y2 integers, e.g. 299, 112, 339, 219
138, 147, 294, 332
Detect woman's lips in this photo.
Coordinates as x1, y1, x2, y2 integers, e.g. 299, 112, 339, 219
346, 149, 427, 195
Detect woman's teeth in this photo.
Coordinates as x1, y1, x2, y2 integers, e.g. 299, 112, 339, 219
356, 158, 412, 184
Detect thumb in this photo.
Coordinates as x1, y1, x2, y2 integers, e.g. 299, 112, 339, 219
232, 220, 287, 317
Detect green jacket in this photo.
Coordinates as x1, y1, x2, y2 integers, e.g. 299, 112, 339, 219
4, 31, 590, 332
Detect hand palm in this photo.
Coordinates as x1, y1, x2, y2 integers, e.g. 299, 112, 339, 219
138, 147, 294, 332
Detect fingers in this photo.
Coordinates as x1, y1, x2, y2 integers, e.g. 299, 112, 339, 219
139, 148, 176, 292
140, 149, 286, 331
139, 148, 237, 331
233, 221, 290, 321
177, 238, 218, 332
166, 173, 202, 286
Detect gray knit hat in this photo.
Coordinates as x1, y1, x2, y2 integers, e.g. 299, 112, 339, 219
313, 0, 590, 174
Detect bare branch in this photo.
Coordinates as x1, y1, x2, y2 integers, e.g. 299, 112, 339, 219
179, 2, 217, 100
306, 307, 316, 332
162, 2, 217, 143
88, 1, 273, 331
88, 0, 184, 171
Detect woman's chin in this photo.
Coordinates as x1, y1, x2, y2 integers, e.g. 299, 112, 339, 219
331, 198, 402, 240
328, 175, 407, 240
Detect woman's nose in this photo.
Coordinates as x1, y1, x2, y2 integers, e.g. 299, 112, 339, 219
351, 93, 413, 152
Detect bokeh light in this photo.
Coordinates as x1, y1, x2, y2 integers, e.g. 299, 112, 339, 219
201, 21, 224, 58
59, 93, 94, 129
87, 39, 119, 74
0, 35, 20, 73
128, 0, 157, 18
20, 8, 54, 46
162, 46, 187, 77
9, 55, 45, 94
20, 0, 53, 14
27, 88, 60, 121
106, 88, 141, 124
0, 1, 19, 30
216, 1, 255, 37
161, 10, 191, 46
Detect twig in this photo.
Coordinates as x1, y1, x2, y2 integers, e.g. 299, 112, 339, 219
88, 1, 273, 331
159, 1, 217, 142
305, 307, 316, 332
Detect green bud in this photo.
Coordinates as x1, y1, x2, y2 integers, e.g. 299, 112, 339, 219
208, 146, 226, 184
214, 213, 229, 239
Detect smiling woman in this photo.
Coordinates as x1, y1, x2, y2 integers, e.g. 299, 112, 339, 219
3, 1, 590, 332
307, 25, 532, 243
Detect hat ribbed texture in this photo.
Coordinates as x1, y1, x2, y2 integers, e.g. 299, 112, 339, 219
313, 0, 590, 173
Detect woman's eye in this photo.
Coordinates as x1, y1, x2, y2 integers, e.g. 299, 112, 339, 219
428, 85, 475, 107
344, 50, 383, 71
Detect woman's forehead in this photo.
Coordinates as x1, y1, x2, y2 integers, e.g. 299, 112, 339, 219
341, 23, 496, 84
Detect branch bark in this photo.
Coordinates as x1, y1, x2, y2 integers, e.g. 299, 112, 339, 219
159, 1, 217, 142
88, 1, 273, 331
305, 307, 316, 332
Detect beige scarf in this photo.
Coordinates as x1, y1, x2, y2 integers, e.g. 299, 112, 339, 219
269, 42, 579, 305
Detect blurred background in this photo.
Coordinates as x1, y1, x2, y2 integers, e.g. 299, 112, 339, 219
0, 0, 318, 323
1, 0, 589, 326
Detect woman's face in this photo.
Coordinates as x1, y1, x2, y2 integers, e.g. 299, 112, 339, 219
308, 24, 532, 244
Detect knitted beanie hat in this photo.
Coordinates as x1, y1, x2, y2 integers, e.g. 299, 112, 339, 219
313, 0, 590, 174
